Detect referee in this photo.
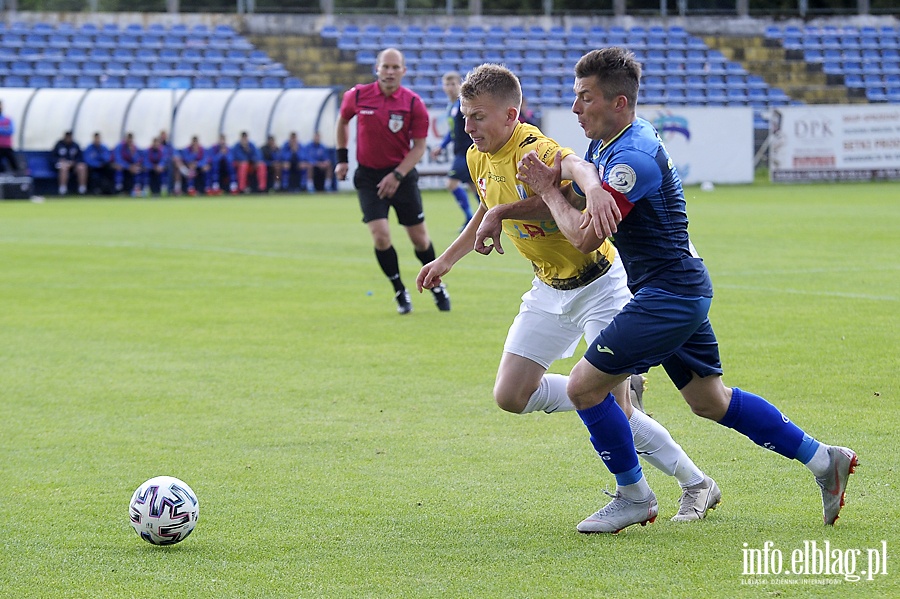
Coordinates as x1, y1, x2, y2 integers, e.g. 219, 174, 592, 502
335, 47, 450, 315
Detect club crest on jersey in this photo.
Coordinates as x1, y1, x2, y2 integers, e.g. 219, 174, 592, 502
388, 113, 404, 133
477, 177, 487, 197
607, 164, 637, 194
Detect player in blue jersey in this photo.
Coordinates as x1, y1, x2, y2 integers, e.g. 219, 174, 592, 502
280, 131, 308, 192
209, 134, 237, 195
430, 71, 474, 228
83, 132, 114, 195
232, 131, 267, 193
261, 135, 283, 192
113, 132, 144, 196
178, 135, 210, 196
515, 47, 857, 533
305, 131, 334, 192
419, 63, 719, 526
143, 137, 170, 195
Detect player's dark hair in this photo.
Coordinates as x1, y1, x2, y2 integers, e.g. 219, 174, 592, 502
575, 47, 641, 108
459, 63, 522, 113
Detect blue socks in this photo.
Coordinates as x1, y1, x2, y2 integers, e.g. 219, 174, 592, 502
452, 187, 473, 220
719, 387, 820, 463
577, 394, 643, 485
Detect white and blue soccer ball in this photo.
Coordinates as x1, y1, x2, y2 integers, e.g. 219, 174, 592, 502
129, 475, 200, 545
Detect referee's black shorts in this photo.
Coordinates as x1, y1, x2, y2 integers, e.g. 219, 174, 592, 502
354, 166, 425, 226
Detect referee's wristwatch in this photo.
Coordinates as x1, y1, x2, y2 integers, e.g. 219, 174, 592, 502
392, 169, 404, 182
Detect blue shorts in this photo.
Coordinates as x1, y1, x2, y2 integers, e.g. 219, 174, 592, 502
447, 153, 472, 184
584, 286, 723, 389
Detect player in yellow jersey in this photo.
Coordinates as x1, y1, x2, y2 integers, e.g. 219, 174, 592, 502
416, 64, 721, 529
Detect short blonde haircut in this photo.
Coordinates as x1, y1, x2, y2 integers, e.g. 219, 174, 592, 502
459, 63, 522, 112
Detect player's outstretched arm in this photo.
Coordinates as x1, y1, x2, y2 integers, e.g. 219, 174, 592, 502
474, 190, 560, 254
517, 151, 604, 253
557, 153, 620, 240
417, 204, 487, 291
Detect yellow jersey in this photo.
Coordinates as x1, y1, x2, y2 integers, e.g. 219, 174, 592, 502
466, 122, 616, 288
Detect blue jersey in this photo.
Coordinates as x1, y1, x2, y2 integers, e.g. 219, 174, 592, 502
280, 141, 303, 162
575, 117, 711, 297
306, 141, 331, 163
113, 142, 142, 168
83, 143, 111, 168
441, 97, 472, 157
181, 145, 208, 167
143, 145, 167, 168
231, 141, 260, 162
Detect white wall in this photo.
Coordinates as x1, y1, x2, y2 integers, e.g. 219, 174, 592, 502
542, 105, 755, 185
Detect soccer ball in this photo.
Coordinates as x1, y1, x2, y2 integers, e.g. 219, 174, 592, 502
129, 475, 200, 545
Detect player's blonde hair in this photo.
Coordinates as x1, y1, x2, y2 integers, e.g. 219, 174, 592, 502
459, 63, 522, 112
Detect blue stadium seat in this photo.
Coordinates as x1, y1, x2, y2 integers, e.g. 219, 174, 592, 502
105, 60, 129, 77
4, 74, 26, 87
249, 50, 269, 65
192, 75, 215, 88
238, 75, 261, 88
220, 61, 242, 76
76, 75, 99, 87
214, 25, 237, 40
866, 87, 887, 102
844, 74, 866, 89
122, 74, 143, 87
83, 61, 104, 77
100, 75, 123, 88
641, 88, 665, 105
34, 60, 56, 77
726, 87, 748, 103
129, 61, 152, 77
164, 35, 186, 48
48, 33, 70, 50
173, 61, 196, 77
284, 76, 303, 88
19, 46, 41, 60
56, 60, 79, 77
52, 74, 75, 88
706, 87, 727, 102
29, 74, 51, 87
665, 74, 686, 89
160, 47, 180, 61
666, 89, 687, 105
70, 34, 93, 50
196, 61, 219, 76
216, 76, 237, 88
94, 33, 118, 50
141, 34, 164, 51
259, 76, 280, 88
112, 34, 138, 51
151, 61, 176, 76
11, 61, 32, 76
686, 87, 706, 105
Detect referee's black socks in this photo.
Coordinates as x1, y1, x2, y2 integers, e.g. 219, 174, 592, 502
415, 243, 436, 266
375, 246, 405, 292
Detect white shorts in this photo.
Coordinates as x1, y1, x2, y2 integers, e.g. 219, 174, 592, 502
503, 256, 631, 369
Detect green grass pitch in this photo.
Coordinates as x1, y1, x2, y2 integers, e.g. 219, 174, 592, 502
0, 181, 897, 598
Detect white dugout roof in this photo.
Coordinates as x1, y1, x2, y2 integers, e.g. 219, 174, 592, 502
0, 87, 340, 150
